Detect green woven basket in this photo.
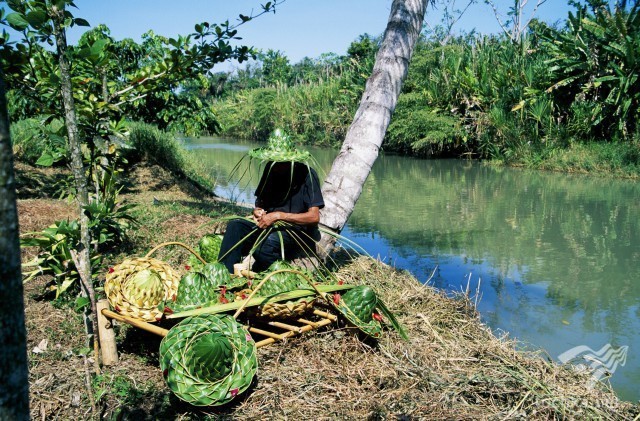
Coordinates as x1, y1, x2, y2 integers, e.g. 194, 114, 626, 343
333, 285, 408, 340
159, 314, 258, 406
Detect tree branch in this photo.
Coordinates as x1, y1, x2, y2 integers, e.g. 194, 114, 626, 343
111, 70, 168, 99
485, 0, 513, 40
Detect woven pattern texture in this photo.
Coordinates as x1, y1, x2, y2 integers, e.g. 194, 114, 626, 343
105, 257, 179, 322
160, 314, 258, 406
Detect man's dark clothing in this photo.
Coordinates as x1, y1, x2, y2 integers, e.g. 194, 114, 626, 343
218, 163, 324, 273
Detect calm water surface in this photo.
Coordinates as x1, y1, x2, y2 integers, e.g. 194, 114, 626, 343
187, 137, 640, 402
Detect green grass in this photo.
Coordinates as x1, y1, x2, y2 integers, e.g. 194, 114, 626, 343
514, 141, 640, 178
127, 121, 217, 192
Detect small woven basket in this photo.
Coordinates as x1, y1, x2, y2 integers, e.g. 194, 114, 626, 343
105, 242, 205, 322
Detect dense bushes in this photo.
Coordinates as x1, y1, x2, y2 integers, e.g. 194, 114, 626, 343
209, 1, 640, 177
213, 78, 361, 147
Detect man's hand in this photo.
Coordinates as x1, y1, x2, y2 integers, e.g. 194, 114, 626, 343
256, 211, 280, 229
253, 206, 320, 229
252, 207, 265, 222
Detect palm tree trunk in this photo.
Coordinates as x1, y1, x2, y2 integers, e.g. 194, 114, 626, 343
0, 72, 30, 420
318, 0, 428, 254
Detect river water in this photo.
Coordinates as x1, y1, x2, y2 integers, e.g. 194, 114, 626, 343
186, 137, 640, 402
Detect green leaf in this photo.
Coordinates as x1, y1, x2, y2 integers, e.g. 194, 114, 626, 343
74, 296, 90, 311
57, 277, 76, 297
25, 10, 48, 28
35, 152, 55, 167
6, 12, 29, 30
73, 17, 90, 26
90, 38, 108, 56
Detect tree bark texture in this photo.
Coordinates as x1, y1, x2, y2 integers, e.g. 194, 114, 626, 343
52, 6, 100, 359
51, 6, 91, 257
319, 0, 428, 251
0, 72, 30, 420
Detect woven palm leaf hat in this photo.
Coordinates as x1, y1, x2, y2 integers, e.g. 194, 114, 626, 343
333, 285, 409, 340
160, 314, 258, 406
105, 257, 180, 322
247, 128, 312, 163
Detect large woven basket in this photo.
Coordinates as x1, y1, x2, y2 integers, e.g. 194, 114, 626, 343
105, 242, 204, 322
160, 313, 258, 406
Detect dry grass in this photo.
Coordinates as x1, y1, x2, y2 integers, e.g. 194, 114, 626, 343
17, 161, 639, 420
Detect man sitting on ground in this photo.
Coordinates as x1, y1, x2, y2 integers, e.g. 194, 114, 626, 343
217, 129, 324, 273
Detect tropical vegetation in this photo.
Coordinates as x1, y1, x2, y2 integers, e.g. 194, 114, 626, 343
2, 0, 640, 417
208, 0, 640, 176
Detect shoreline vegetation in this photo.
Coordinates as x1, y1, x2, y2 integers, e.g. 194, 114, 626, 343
202, 2, 640, 180
15, 128, 640, 418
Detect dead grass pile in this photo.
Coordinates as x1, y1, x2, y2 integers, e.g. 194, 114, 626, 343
98, 257, 638, 419
24, 278, 94, 420
17, 199, 76, 233
16, 161, 639, 419
307, 256, 639, 419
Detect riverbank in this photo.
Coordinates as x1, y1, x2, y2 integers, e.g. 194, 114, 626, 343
17, 161, 639, 419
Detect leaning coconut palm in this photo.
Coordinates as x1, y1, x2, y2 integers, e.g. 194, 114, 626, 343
105, 257, 180, 322
159, 314, 258, 406
332, 285, 408, 340
319, 0, 429, 255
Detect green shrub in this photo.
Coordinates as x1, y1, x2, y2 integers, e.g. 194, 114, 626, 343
11, 117, 68, 166
386, 104, 465, 157
127, 121, 216, 192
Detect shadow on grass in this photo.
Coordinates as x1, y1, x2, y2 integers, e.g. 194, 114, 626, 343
106, 380, 258, 420
15, 164, 70, 199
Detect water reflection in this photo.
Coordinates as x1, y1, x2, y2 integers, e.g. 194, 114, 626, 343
187, 137, 640, 401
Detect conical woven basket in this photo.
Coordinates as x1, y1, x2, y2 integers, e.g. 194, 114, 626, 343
333, 286, 383, 339
160, 314, 258, 406
105, 242, 205, 322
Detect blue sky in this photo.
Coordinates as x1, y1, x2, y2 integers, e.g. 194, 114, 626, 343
58, 1, 578, 70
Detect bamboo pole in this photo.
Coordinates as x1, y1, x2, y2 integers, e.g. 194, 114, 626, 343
97, 300, 118, 366
296, 318, 320, 327
313, 309, 338, 321
248, 327, 286, 340
101, 309, 169, 337
252, 316, 335, 348
268, 321, 302, 332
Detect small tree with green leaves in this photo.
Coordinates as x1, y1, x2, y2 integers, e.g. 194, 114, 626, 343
1, 0, 282, 364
